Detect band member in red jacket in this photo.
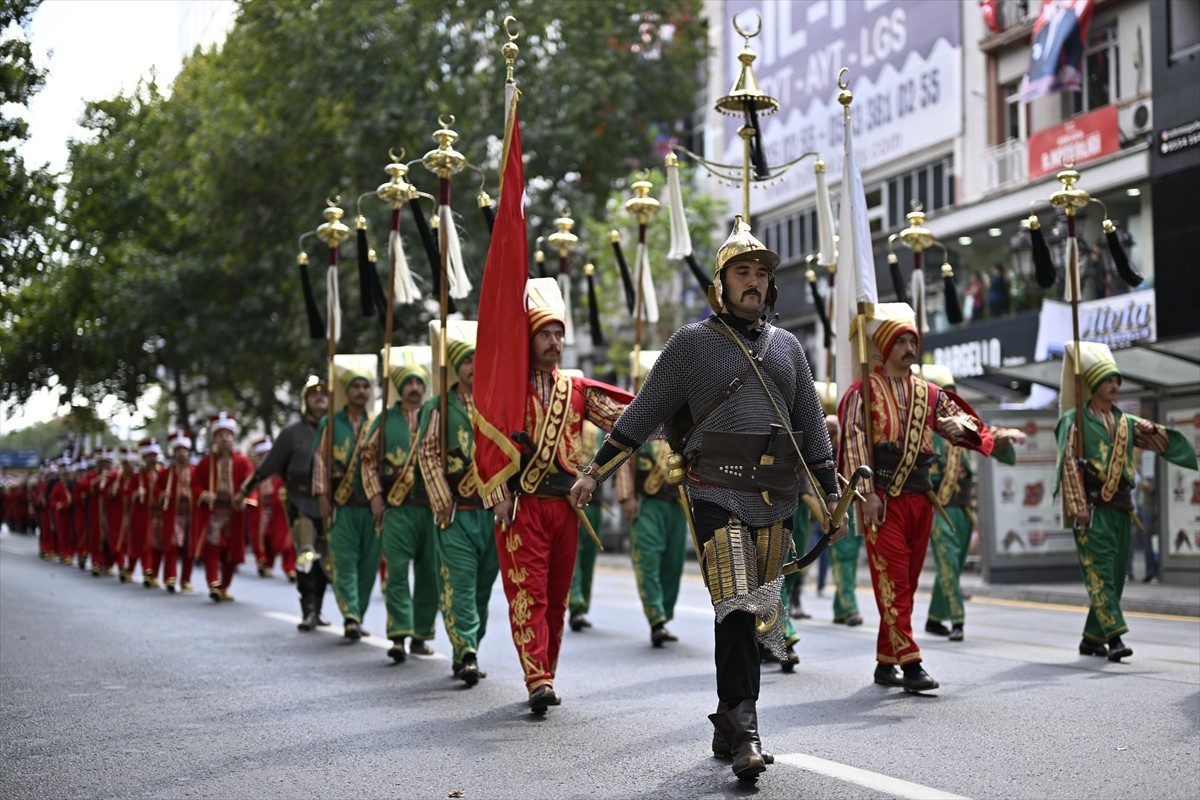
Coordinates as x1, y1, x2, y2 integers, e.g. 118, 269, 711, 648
154, 431, 196, 593
192, 413, 253, 602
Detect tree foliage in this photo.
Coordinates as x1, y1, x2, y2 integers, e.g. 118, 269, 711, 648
1, 0, 708, 439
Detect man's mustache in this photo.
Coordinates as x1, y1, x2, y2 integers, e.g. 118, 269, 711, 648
742, 290, 760, 298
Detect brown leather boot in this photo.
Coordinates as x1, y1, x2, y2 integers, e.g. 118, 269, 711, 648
708, 700, 773, 776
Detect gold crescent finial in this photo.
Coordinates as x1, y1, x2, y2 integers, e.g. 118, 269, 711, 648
732, 11, 761, 39
503, 15, 519, 42
438, 114, 456, 129
388, 147, 405, 162
1063, 159, 1076, 169
837, 68, 849, 90
325, 194, 340, 207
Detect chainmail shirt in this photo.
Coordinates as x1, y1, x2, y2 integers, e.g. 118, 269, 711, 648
607, 315, 835, 527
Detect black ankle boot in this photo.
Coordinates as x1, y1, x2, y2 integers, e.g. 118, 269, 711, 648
297, 598, 317, 632
724, 699, 769, 780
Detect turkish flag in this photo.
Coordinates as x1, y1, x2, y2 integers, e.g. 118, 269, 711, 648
473, 92, 528, 497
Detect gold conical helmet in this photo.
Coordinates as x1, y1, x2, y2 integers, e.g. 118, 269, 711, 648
709, 215, 780, 314
715, 215, 779, 274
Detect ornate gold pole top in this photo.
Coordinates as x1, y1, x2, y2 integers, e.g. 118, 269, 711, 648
502, 15, 520, 86
1050, 164, 1091, 217
624, 178, 661, 226
315, 196, 351, 249
547, 214, 579, 258
422, 115, 467, 180
376, 147, 418, 209
837, 68, 854, 117
897, 202, 935, 253
715, 12, 778, 117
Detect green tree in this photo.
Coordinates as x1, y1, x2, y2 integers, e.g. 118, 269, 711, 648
0, 0, 58, 414
3, 0, 709, 438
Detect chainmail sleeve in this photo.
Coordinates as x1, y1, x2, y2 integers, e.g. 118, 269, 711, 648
585, 323, 697, 483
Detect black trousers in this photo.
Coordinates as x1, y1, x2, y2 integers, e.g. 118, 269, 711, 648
287, 504, 330, 615
692, 498, 761, 705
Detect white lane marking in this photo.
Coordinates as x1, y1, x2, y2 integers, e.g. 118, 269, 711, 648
262, 611, 448, 659
774, 753, 970, 800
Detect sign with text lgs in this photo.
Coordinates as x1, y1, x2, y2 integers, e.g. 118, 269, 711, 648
1027, 105, 1119, 181
721, 0, 962, 213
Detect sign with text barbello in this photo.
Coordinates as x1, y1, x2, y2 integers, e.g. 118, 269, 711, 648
722, 0, 962, 213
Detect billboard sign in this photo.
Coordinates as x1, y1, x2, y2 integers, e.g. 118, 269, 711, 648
721, 0, 963, 213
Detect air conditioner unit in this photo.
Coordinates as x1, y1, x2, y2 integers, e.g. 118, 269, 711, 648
1118, 100, 1153, 143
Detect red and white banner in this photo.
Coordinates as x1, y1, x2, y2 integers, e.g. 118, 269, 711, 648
1027, 104, 1119, 180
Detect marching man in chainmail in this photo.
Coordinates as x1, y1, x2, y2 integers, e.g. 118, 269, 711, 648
236, 377, 331, 631
570, 217, 847, 782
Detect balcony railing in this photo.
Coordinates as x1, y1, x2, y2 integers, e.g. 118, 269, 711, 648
984, 138, 1028, 193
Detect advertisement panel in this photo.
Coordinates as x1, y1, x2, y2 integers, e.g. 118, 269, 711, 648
979, 411, 1076, 562
722, 0, 962, 212
1162, 403, 1200, 561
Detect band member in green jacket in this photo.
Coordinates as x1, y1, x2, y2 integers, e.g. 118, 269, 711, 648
1055, 342, 1196, 662
362, 359, 438, 663
314, 362, 378, 641
417, 338, 498, 685
919, 364, 1024, 642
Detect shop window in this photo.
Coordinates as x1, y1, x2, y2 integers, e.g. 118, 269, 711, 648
1063, 25, 1119, 118
1003, 79, 1026, 142
884, 157, 955, 230
1168, 0, 1200, 63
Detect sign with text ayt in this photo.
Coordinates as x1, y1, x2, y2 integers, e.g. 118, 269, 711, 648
722, 0, 962, 214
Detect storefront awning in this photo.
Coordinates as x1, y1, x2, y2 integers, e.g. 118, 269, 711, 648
984, 333, 1200, 393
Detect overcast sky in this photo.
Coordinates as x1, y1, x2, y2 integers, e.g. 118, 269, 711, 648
3, 0, 236, 435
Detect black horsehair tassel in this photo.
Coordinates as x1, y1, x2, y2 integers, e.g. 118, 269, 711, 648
942, 265, 963, 325
610, 233, 636, 315
808, 277, 831, 348
888, 255, 909, 305
1029, 220, 1056, 289
1105, 223, 1143, 287
684, 253, 713, 293
408, 197, 455, 314
746, 104, 770, 179
356, 227, 376, 317
586, 266, 605, 347
481, 202, 495, 235
367, 252, 388, 332
298, 256, 324, 340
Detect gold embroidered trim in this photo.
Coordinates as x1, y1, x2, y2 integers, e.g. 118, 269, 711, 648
333, 418, 373, 506
936, 443, 963, 506
385, 419, 421, 506
1100, 414, 1129, 504
519, 373, 573, 494
888, 377, 930, 497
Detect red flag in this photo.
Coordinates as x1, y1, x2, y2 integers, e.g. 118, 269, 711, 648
473, 94, 527, 496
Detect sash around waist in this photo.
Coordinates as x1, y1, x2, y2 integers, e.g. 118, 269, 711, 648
689, 429, 804, 494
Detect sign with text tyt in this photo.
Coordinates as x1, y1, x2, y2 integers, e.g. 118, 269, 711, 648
721, 0, 962, 214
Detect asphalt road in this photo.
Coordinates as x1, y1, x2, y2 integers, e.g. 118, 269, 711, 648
2, 527, 1198, 800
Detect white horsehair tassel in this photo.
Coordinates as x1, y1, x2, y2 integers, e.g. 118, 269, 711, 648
815, 161, 835, 267
666, 159, 693, 259
327, 264, 341, 343
389, 228, 421, 305
911, 265, 927, 333
635, 240, 660, 324
1064, 236, 1081, 303
441, 204, 472, 299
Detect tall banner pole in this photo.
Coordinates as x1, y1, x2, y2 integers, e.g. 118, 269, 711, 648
315, 196, 351, 526
422, 118, 469, 475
